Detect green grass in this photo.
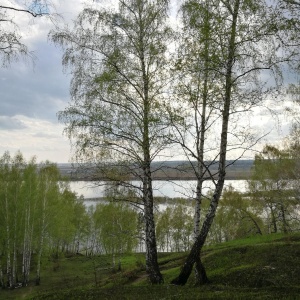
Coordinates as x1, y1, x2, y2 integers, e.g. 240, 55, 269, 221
1, 233, 300, 299
204, 232, 289, 249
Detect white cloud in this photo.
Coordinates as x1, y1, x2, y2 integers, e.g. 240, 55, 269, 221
0, 1, 83, 162
0, 115, 71, 162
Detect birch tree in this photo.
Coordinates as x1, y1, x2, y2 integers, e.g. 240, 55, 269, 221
0, 152, 26, 288
93, 202, 138, 268
51, 0, 173, 283
171, 0, 295, 285
35, 162, 61, 285
248, 145, 298, 233
67, 193, 90, 254
171, 0, 225, 284
0, 152, 39, 288
20, 158, 39, 286
0, 152, 15, 288
0, 153, 85, 288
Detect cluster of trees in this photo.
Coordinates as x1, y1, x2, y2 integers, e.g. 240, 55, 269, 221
49, 0, 300, 285
156, 201, 194, 252
2, 0, 300, 286
0, 151, 138, 289
248, 139, 300, 234
88, 150, 300, 257
211, 128, 300, 242
86, 202, 139, 258
155, 145, 300, 247
1, 148, 300, 289
0, 153, 147, 288
0, 152, 87, 288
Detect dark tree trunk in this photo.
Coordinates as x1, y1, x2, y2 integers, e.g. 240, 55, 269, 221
143, 168, 163, 284
35, 276, 40, 286
171, 180, 225, 285
194, 256, 209, 285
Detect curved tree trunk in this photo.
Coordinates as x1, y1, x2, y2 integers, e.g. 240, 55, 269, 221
194, 256, 209, 285
171, 178, 225, 285
171, 0, 240, 285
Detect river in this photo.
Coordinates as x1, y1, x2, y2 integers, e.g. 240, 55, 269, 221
69, 180, 248, 206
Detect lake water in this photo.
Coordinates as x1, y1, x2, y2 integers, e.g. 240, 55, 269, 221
69, 180, 248, 206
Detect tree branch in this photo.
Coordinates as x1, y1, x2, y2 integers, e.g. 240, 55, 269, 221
0, 5, 47, 18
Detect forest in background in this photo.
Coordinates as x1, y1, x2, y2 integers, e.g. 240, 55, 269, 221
58, 160, 254, 181
1, 134, 300, 289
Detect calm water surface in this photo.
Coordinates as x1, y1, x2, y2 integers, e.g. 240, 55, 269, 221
70, 180, 247, 202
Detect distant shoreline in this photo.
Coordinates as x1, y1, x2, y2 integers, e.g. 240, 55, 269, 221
58, 160, 254, 181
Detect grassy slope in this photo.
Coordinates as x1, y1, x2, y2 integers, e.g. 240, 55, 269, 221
2, 233, 300, 300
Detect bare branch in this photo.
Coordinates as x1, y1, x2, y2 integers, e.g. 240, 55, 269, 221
0, 5, 47, 17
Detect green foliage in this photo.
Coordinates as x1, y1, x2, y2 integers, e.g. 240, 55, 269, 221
93, 202, 139, 255
52, 0, 173, 165
0, 151, 86, 288
156, 201, 194, 252
52, 1, 174, 283
209, 185, 264, 243
248, 144, 300, 234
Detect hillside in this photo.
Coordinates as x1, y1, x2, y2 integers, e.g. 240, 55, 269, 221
2, 233, 300, 300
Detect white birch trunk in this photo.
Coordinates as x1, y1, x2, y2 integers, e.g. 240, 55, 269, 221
172, 0, 240, 285
5, 182, 12, 288
36, 180, 48, 285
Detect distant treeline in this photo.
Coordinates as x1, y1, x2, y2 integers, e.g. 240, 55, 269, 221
58, 160, 254, 181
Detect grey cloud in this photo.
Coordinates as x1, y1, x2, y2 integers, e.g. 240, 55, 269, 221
0, 40, 70, 122
0, 116, 27, 130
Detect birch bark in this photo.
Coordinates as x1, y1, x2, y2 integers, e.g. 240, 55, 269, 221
171, 0, 241, 285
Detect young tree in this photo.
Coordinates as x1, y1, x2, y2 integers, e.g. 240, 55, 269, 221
48, 187, 77, 256
156, 207, 172, 252
70, 194, 90, 254
20, 157, 39, 286
35, 162, 61, 285
209, 186, 263, 243
170, 0, 224, 284
248, 145, 298, 233
0, 152, 24, 288
171, 0, 295, 285
170, 202, 193, 252
51, 0, 173, 283
155, 201, 194, 252
93, 202, 138, 268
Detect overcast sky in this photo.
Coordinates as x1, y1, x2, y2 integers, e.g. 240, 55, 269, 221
0, 1, 84, 163
0, 1, 293, 164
